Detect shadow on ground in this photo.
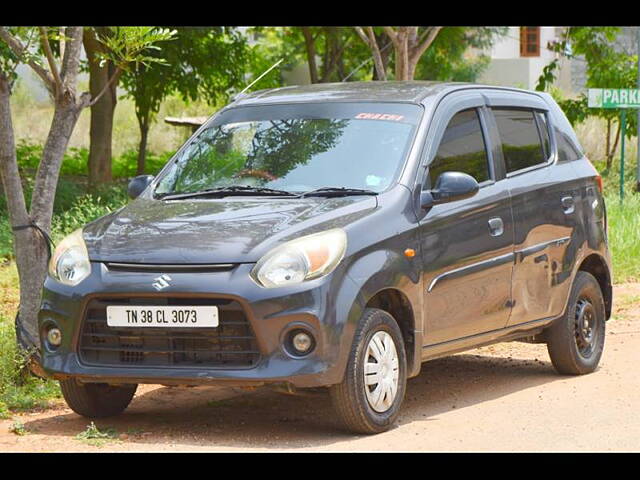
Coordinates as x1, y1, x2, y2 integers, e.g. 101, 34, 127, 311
22, 350, 564, 449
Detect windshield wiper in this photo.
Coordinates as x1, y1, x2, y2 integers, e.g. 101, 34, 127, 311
299, 187, 379, 198
158, 186, 296, 201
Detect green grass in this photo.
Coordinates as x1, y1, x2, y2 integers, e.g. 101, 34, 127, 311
605, 193, 640, 283
75, 422, 119, 447
9, 421, 29, 435
0, 316, 61, 417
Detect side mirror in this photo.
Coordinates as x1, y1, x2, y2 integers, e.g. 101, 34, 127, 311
421, 171, 479, 209
128, 175, 154, 199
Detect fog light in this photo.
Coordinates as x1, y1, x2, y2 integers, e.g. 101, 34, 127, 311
47, 327, 62, 347
289, 329, 315, 356
293, 332, 312, 352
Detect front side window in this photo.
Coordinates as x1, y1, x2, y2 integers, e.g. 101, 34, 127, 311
427, 108, 491, 187
492, 108, 547, 174
154, 102, 423, 196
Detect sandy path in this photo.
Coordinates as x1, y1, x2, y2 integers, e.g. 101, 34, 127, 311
1, 284, 639, 452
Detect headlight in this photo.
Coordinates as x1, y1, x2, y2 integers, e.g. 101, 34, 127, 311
48, 229, 91, 286
251, 229, 347, 288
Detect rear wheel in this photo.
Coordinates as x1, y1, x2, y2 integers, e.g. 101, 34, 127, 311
546, 271, 606, 375
329, 308, 407, 434
60, 379, 137, 418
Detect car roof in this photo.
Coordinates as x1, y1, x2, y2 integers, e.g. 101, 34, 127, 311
231, 81, 495, 106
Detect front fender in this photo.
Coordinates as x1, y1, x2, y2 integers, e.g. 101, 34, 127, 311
339, 246, 424, 379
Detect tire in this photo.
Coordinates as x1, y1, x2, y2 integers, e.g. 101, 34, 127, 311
60, 379, 137, 418
546, 271, 606, 375
329, 308, 407, 434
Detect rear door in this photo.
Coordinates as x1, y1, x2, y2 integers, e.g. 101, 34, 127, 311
483, 90, 581, 326
417, 91, 515, 345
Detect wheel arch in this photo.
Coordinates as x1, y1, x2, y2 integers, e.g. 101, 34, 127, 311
577, 253, 612, 320
365, 288, 418, 377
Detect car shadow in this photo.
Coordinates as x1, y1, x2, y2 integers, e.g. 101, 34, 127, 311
23, 348, 565, 450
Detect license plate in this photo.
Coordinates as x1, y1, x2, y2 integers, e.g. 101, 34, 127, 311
106, 306, 219, 328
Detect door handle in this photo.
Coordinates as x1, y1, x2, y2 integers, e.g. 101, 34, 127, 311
561, 196, 575, 214
488, 217, 504, 237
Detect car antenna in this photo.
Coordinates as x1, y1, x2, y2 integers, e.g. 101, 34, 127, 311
234, 58, 284, 100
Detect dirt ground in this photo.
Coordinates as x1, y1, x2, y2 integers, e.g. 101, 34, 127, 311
1, 283, 639, 452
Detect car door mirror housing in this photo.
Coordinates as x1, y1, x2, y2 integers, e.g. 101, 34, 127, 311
127, 175, 154, 199
421, 171, 479, 208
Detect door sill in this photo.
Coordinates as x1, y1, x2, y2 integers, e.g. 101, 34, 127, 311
421, 316, 557, 362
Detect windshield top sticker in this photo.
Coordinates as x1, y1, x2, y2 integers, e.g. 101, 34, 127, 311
355, 113, 405, 122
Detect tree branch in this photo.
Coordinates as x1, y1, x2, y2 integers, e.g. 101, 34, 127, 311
354, 27, 371, 47
60, 27, 83, 92
412, 26, 443, 62
0, 27, 55, 91
383, 26, 400, 47
38, 27, 63, 97
86, 66, 122, 108
365, 27, 387, 81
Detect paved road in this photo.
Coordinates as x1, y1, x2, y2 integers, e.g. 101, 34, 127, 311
1, 284, 639, 452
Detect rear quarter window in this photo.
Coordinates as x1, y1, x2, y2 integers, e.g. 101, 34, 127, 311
554, 126, 583, 161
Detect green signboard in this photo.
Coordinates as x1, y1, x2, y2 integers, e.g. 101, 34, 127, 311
588, 88, 640, 109
588, 88, 640, 201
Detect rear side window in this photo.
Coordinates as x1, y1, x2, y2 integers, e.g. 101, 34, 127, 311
492, 108, 547, 174
428, 108, 490, 186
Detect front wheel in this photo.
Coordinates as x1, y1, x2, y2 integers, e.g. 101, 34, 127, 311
546, 271, 606, 375
60, 379, 137, 418
329, 308, 407, 434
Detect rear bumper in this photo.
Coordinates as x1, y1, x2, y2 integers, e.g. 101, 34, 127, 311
36, 262, 361, 388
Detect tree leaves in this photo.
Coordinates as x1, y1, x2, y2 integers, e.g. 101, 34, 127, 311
95, 27, 177, 72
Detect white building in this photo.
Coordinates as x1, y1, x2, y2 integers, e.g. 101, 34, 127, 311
474, 26, 576, 94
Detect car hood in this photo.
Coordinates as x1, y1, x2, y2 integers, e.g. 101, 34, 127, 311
84, 195, 378, 264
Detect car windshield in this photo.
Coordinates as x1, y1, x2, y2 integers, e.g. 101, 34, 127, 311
154, 102, 423, 197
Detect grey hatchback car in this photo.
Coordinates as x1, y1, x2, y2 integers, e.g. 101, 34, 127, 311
24, 81, 612, 434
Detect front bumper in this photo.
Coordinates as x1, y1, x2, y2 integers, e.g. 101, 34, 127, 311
37, 262, 362, 388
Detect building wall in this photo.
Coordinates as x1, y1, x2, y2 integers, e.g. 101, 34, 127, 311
476, 27, 564, 91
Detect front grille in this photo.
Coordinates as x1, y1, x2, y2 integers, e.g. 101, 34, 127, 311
78, 297, 260, 368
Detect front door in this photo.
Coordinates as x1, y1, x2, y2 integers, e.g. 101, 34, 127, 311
418, 96, 515, 346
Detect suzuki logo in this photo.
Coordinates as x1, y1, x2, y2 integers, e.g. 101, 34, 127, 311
152, 274, 172, 291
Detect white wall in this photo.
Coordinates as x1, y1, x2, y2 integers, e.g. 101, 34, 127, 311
477, 27, 567, 91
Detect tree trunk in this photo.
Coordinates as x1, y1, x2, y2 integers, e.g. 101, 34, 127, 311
394, 30, 410, 81
606, 119, 621, 170
320, 27, 341, 82
1, 73, 81, 345
84, 28, 117, 186
374, 33, 391, 81
23, 96, 81, 344
137, 115, 149, 175
0, 75, 37, 346
301, 27, 319, 84
0, 26, 85, 347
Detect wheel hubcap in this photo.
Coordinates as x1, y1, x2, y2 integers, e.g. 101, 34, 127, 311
575, 298, 597, 357
364, 331, 399, 413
